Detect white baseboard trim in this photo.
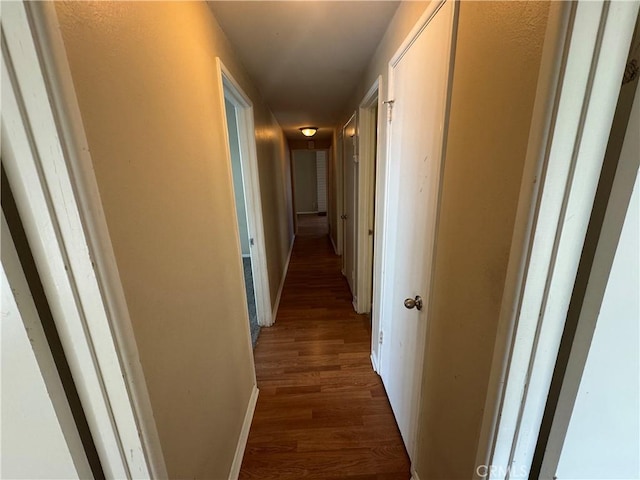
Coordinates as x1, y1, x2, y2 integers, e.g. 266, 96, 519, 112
370, 353, 379, 373
242, 253, 251, 258
352, 297, 358, 312
229, 385, 259, 479
271, 236, 295, 325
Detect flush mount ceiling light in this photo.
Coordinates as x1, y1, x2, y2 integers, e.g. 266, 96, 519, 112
299, 127, 318, 137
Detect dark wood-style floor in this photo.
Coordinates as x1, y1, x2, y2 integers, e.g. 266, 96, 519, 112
239, 214, 411, 479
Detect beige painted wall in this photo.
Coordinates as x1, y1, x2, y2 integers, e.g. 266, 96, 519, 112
328, 143, 338, 249
55, 1, 293, 478
337, 1, 549, 477
258, 111, 295, 307
415, 3, 549, 478
293, 150, 319, 213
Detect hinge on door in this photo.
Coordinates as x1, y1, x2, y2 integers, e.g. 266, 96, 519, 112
379, 331, 384, 344
383, 100, 395, 123
250, 238, 255, 246
353, 154, 359, 163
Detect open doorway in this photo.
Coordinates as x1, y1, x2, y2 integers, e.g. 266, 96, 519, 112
219, 59, 273, 345
291, 149, 329, 236
342, 114, 358, 300
225, 97, 259, 346
357, 78, 381, 318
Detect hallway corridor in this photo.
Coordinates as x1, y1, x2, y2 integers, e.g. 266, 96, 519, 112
239, 215, 411, 479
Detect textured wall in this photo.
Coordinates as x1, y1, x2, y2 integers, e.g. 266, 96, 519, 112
293, 150, 319, 213
55, 1, 293, 477
415, 2, 550, 478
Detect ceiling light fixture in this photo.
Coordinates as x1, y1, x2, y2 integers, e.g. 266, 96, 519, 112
299, 127, 318, 137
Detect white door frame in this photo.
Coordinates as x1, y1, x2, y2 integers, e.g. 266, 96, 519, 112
536, 51, 640, 480
327, 144, 340, 254
369, 75, 393, 374
474, 2, 639, 478
1, 210, 94, 479
217, 59, 273, 328
355, 77, 383, 315
341, 112, 357, 284
334, 131, 345, 255
1, 2, 167, 477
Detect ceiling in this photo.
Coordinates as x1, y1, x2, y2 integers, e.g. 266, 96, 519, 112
208, 1, 400, 140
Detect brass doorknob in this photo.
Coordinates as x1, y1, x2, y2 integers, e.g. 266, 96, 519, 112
404, 296, 423, 311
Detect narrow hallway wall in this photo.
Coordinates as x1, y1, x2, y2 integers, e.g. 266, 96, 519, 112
54, 1, 293, 478
258, 112, 295, 308
293, 150, 319, 214
336, 1, 549, 477
416, 3, 550, 478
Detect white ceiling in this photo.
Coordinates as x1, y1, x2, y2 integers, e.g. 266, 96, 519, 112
208, 1, 400, 140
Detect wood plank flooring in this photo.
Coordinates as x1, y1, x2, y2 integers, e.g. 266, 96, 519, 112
240, 214, 410, 479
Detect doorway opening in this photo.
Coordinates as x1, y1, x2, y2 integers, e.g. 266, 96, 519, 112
219, 59, 273, 343
225, 97, 259, 346
2, 168, 103, 479
291, 149, 330, 237
341, 114, 358, 304
357, 78, 382, 318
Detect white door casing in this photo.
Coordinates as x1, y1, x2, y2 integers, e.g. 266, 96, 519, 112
336, 131, 345, 256
358, 77, 386, 368
218, 59, 273, 328
540, 42, 640, 480
378, 0, 457, 460
356, 77, 382, 316
343, 114, 358, 300
1, 212, 91, 479
474, 2, 640, 478
1, 1, 166, 477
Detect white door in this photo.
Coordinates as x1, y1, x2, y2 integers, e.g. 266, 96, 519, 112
378, 0, 456, 459
343, 114, 358, 297
1, 212, 92, 479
